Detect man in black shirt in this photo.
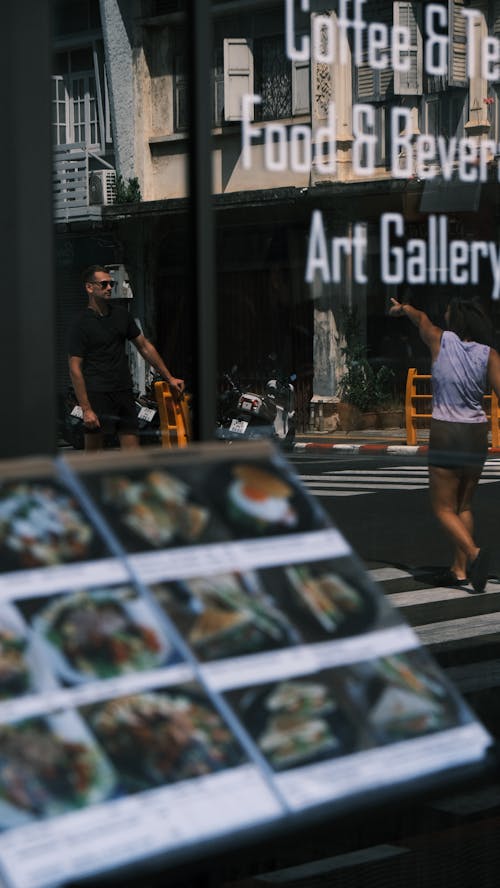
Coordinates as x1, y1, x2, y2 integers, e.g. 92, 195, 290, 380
68, 265, 184, 450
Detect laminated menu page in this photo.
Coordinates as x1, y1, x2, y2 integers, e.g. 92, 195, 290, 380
0, 443, 493, 888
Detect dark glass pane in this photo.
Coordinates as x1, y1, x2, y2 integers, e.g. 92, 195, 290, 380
71, 48, 94, 72
255, 35, 292, 121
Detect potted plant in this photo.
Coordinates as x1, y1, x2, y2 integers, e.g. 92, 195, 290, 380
377, 397, 405, 429
337, 308, 394, 430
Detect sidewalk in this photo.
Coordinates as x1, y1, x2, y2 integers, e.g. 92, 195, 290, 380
293, 427, 500, 455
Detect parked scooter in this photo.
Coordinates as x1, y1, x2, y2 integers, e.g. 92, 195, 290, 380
265, 369, 296, 449
215, 364, 296, 447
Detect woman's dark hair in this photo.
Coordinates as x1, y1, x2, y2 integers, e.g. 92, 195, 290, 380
447, 298, 494, 346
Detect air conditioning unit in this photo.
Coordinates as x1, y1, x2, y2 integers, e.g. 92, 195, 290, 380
89, 169, 116, 206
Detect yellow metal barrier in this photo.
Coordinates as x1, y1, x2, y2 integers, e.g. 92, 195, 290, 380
154, 382, 191, 448
405, 368, 500, 447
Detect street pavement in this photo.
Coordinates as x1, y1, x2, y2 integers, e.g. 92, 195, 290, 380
294, 425, 416, 448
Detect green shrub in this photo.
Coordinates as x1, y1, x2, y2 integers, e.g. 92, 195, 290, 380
338, 307, 394, 411
114, 174, 141, 204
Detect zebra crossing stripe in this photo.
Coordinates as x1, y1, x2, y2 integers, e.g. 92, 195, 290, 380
302, 490, 368, 497
415, 612, 500, 647
368, 566, 413, 582
304, 482, 425, 491
300, 464, 500, 497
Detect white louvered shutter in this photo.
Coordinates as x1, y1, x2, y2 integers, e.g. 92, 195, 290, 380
448, 0, 467, 86
394, 2, 423, 94
356, 1, 393, 101
292, 58, 311, 115
223, 38, 254, 122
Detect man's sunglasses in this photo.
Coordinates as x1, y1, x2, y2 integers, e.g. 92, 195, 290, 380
90, 279, 116, 289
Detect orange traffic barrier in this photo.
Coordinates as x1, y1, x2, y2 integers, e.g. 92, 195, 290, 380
154, 382, 191, 448
405, 368, 500, 447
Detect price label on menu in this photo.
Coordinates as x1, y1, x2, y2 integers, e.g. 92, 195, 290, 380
0, 558, 129, 600
310, 626, 421, 672
0, 767, 282, 888
274, 723, 493, 812
203, 644, 319, 692
129, 530, 351, 584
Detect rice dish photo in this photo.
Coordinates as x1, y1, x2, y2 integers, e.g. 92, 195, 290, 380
35, 588, 167, 681
0, 626, 30, 699
83, 689, 245, 791
0, 716, 114, 823
0, 481, 96, 570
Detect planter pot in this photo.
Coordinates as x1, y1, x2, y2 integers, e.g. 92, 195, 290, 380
358, 411, 378, 430
377, 408, 405, 429
336, 402, 362, 431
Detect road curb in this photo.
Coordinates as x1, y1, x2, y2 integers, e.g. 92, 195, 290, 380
293, 442, 428, 454
293, 442, 500, 455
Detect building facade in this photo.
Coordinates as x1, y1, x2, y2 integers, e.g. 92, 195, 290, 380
54, 0, 500, 428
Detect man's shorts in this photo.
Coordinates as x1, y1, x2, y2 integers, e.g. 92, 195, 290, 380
428, 418, 488, 470
85, 389, 139, 436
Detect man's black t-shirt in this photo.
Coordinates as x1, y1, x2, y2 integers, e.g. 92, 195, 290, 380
68, 305, 141, 391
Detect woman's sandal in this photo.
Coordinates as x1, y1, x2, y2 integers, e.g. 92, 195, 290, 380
434, 569, 469, 588
467, 547, 491, 594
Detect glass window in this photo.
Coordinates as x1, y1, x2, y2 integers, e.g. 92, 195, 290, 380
173, 28, 310, 131
52, 49, 104, 148
54, 0, 101, 36
255, 34, 292, 120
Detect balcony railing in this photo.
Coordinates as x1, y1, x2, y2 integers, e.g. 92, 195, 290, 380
53, 144, 116, 222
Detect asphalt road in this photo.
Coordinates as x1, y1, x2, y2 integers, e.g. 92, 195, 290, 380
288, 451, 500, 579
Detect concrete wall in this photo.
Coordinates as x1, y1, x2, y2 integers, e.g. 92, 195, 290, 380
99, 0, 137, 181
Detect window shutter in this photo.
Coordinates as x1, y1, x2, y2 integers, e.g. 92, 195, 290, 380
356, 2, 393, 101
357, 62, 377, 102
448, 0, 467, 86
223, 38, 254, 122
394, 2, 423, 95
292, 58, 310, 115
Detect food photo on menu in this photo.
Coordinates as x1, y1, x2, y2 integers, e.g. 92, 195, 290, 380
14, 585, 175, 684
151, 571, 300, 662
224, 651, 467, 774
0, 710, 117, 828
0, 478, 107, 571
0, 603, 56, 700
81, 467, 229, 552
79, 683, 247, 794
224, 675, 361, 773
343, 650, 464, 745
257, 559, 383, 643
204, 459, 325, 538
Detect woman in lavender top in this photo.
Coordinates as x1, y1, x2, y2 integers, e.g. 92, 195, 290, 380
389, 296, 500, 593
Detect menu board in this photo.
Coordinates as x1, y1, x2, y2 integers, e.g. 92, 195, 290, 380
0, 443, 493, 888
